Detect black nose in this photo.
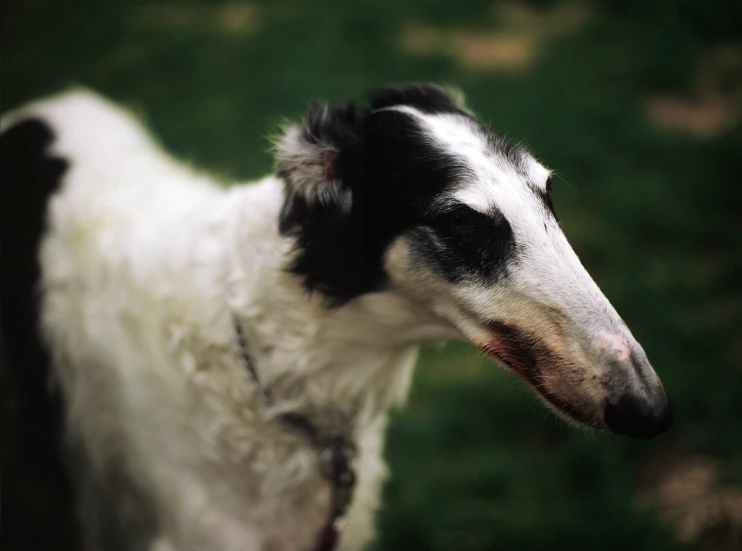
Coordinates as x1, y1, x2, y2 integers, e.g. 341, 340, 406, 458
604, 394, 673, 438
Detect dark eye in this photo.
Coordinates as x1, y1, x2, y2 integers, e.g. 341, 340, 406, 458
542, 177, 558, 218
439, 206, 479, 235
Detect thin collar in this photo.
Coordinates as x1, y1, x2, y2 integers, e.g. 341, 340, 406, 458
233, 317, 356, 551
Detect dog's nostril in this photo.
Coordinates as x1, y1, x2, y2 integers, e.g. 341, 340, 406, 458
604, 394, 673, 439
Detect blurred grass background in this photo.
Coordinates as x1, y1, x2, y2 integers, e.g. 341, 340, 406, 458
3, 0, 742, 549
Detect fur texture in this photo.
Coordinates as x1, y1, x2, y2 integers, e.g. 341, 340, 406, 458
1, 84, 670, 551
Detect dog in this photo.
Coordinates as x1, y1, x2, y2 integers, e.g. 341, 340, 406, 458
0, 84, 672, 551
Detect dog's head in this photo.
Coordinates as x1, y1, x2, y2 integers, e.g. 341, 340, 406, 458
277, 84, 672, 438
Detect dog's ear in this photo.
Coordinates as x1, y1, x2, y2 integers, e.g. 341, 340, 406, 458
275, 103, 368, 209
276, 103, 376, 306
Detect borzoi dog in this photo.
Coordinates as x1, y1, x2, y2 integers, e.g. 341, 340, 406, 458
0, 84, 672, 551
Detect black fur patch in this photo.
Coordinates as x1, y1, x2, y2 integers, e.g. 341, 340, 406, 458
279, 84, 522, 305
369, 83, 464, 114
408, 205, 515, 284
0, 118, 79, 549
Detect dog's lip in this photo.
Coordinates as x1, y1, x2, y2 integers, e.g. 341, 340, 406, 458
478, 323, 601, 427
476, 321, 538, 380
479, 342, 511, 368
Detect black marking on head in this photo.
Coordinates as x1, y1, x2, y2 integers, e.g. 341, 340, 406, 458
278, 84, 521, 305
0, 118, 79, 548
409, 204, 515, 283
369, 83, 465, 115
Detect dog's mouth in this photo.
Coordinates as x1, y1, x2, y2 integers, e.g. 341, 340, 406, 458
479, 321, 598, 427
480, 321, 544, 383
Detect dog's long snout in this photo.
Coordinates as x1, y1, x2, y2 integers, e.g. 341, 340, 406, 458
594, 331, 673, 438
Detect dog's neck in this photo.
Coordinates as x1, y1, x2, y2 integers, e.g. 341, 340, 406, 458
224, 177, 456, 424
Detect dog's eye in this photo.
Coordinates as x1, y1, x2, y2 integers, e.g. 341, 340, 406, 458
440, 206, 479, 235
543, 177, 557, 218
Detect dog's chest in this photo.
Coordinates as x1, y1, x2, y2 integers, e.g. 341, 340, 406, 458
162, 336, 419, 549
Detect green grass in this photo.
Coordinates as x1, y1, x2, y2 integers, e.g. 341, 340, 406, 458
4, 0, 741, 549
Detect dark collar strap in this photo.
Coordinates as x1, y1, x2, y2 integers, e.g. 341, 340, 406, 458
234, 318, 356, 551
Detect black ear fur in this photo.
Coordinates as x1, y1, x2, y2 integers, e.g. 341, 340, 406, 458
302, 102, 368, 151
277, 102, 375, 306
276, 102, 368, 201
277, 84, 466, 306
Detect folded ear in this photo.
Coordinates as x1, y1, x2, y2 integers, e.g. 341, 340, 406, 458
275, 103, 368, 204
276, 103, 374, 305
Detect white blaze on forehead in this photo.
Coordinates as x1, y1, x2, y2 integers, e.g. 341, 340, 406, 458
389, 107, 551, 216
